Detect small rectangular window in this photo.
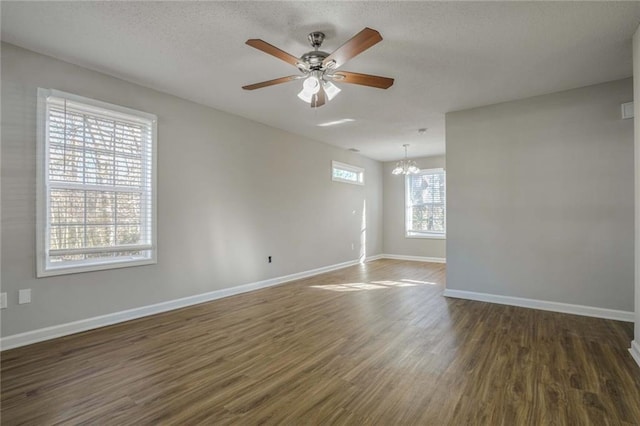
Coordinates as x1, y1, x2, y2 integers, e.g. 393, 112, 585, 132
37, 88, 157, 276
332, 161, 364, 185
405, 168, 446, 238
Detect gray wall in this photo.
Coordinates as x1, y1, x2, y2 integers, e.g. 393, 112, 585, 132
383, 155, 446, 258
0, 43, 383, 337
446, 78, 634, 311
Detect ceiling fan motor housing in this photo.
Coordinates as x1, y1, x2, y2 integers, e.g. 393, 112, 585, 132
302, 31, 330, 70
300, 50, 329, 70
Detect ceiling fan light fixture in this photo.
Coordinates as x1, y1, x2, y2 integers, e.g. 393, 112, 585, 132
323, 81, 341, 101
297, 87, 314, 103
303, 75, 321, 94
392, 144, 420, 175
298, 73, 321, 103
298, 73, 324, 104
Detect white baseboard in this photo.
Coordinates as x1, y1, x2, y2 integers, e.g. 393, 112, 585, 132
443, 289, 634, 322
630, 341, 640, 368
364, 254, 385, 262
1, 258, 361, 351
380, 254, 446, 263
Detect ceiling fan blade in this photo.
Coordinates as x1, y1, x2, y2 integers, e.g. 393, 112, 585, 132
246, 39, 300, 67
311, 87, 326, 108
242, 76, 300, 90
332, 71, 394, 89
322, 27, 383, 69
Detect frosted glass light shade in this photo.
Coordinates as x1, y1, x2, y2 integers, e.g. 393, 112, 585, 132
297, 88, 314, 103
303, 76, 320, 94
323, 81, 341, 100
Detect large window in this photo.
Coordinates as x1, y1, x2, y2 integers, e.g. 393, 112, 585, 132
37, 89, 157, 276
405, 168, 446, 238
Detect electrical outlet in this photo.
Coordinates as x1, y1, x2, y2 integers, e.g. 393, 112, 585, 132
351, 243, 355, 250
0, 293, 7, 309
18, 289, 31, 305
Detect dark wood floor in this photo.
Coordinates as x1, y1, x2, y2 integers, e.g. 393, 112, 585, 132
1, 260, 639, 425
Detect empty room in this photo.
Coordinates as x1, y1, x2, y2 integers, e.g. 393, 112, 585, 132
1, 1, 640, 424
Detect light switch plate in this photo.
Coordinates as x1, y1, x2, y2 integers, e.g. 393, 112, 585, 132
0, 293, 7, 309
18, 289, 31, 304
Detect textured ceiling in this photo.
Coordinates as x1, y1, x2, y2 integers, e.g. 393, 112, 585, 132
2, 1, 640, 161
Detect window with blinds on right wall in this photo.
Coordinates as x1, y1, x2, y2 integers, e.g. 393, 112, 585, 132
405, 168, 446, 238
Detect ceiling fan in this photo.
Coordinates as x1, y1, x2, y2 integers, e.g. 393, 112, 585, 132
242, 28, 394, 108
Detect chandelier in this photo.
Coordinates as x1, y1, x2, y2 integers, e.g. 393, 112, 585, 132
392, 144, 420, 175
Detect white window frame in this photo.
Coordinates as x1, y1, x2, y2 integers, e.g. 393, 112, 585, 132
332, 161, 364, 185
405, 168, 446, 239
36, 88, 158, 277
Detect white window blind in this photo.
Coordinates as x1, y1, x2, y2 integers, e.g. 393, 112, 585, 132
405, 169, 446, 238
332, 161, 364, 185
37, 89, 157, 276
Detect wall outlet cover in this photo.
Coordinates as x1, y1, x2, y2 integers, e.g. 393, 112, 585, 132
0, 293, 7, 309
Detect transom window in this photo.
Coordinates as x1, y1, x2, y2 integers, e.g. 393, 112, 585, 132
37, 89, 157, 276
332, 161, 364, 185
405, 168, 446, 238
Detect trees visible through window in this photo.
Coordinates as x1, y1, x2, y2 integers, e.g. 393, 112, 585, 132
405, 169, 446, 238
37, 89, 157, 276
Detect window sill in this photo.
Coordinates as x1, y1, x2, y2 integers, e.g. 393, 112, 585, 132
38, 257, 156, 277
405, 234, 446, 240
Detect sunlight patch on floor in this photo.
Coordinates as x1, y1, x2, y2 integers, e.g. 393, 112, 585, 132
371, 280, 416, 287
399, 279, 439, 285
311, 278, 438, 292
311, 282, 387, 292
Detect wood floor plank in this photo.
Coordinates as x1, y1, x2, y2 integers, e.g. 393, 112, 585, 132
1, 259, 639, 425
